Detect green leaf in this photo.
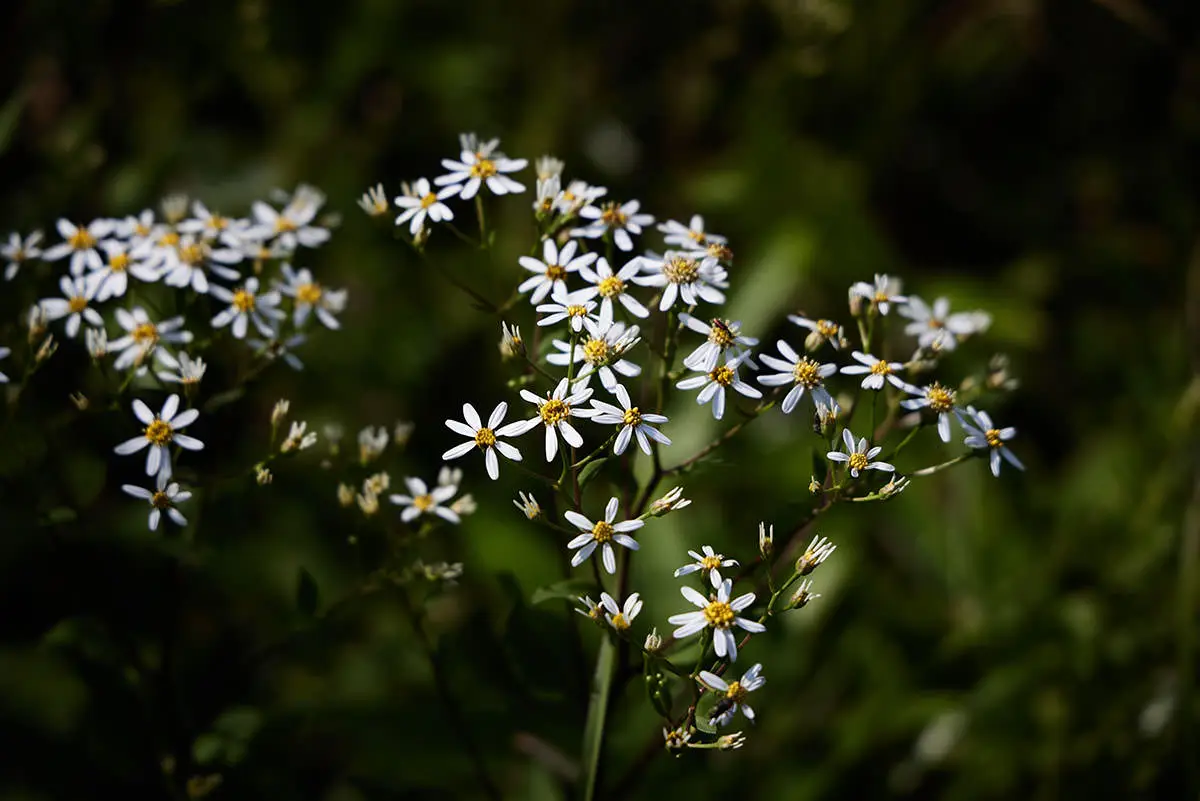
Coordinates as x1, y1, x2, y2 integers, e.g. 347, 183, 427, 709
694, 691, 722, 735
577, 457, 609, 488
296, 568, 319, 617
530, 578, 597, 606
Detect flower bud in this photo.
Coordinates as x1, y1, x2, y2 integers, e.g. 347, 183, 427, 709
337, 483, 355, 507
758, 522, 773, 559
795, 534, 836, 575
651, 486, 691, 517
644, 628, 663, 653
86, 328, 108, 360
788, 578, 820, 610
513, 491, 541, 520
35, 335, 57, 364
450, 493, 477, 517
27, 305, 47, 343
271, 399, 290, 427
717, 732, 746, 751
255, 466, 273, 485
69, 391, 88, 410
499, 322, 525, 360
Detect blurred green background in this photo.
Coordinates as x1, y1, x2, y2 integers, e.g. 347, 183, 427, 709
2, 0, 1199, 799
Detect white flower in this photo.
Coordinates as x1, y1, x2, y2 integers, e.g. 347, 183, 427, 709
156, 351, 207, 386
788, 314, 846, 351
546, 318, 641, 392
434, 149, 527, 199
756, 340, 837, 413
697, 663, 765, 726
441, 402, 526, 480
632, 252, 728, 311
827, 428, 894, 478
899, 296, 990, 352
850, 274, 907, 316
675, 352, 761, 420
658, 214, 726, 251
576, 595, 604, 624
961, 407, 1024, 477
795, 534, 836, 575
117, 209, 157, 245
88, 240, 160, 302
533, 171, 561, 216
499, 321, 524, 359
516, 377, 597, 461
678, 314, 758, 373
358, 183, 391, 217
85, 328, 107, 360
667, 576, 765, 662
577, 256, 649, 325
565, 496, 644, 574
535, 155, 565, 182
246, 328, 307, 371
43, 219, 113, 275
107, 307, 193, 372
0, 347, 9, 382
650, 486, 691, 516
673, 545, 738, 583
589, 383, 670, 456
358, 425, 390, 463
39, 276, 103, 338
177, 201, 248, 242
249, 196, 331, 250
554, 179, 607, 216
513, 491, 541, 519
598, 592, 643, 632
113, 394, 203, 480
389, 476, 461, 524
275, 264, 347, 330
517, 239, 597, 304
900, 381, 960, 442
437, 466, 462, 488
121, 473, 192, 531
840, 350, 906, 391
281, 420, 319, 452
535, 285, 599, 333
3, 230, 43, 280
572, 199, 654, 252
154, 234, 243, 293
211, 277, 285, 339
394, 177, 456, 235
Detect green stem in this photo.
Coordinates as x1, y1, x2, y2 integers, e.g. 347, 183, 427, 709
910, 453, 971, 477
475, 195, 488, 246
580, 636, 617, 801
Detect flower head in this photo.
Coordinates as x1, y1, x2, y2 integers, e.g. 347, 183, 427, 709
840, 350, 906, 391
667, 576, 765, 662
394, 178, 456, 235
675, 352, 761, 420
678, 314, 758, 373
827, 428, 894, 478
756, 340, 836, 413
697, 663, 765, 726
121, 472, 192, 531
961, 407, 1024, 477
565, 496, 644, 574
900, 381, 961, 442
572, 199, 654, 252
589, 383, 670, 456
577, 256, 649, 325
598, 592, 643, 632
673, 545, 738, 583
434, 146, 527, 199
517, 377, 598, 461
632, 252, 728, 311
850, 274, 907, 316
441, 402, 526, 480
389, 476, 461, 524
518, 239, 597, 304
113, 394, 203, 480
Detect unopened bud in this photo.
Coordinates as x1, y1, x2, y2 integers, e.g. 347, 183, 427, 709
85, 328, 107, 360
878, 475, 910, 498
271, 399, 290, 427
27, 305, 48, 343
717, 732, 746, 751
795, 534, 836, 575
393, 421, 414, 447
808, 475, 822, 494
848, 290, 864, 317
35, 335, 57, 364
644, 628, 663, 653
255, 465, 273, 485
450, 493, 477, 517
707, 242, 733, 262
499, 322, 525, 360
789, 578, 820, 610
356, 489, 380, 516
758, 522, 773, 558
69, 391, 88, 411
651, 486, 691, 517
337, 483, 355, 507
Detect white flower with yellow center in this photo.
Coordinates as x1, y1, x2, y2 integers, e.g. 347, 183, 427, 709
0, 347, 9, 382
441, 402, 527, 480
827, 428, 894, 478
113, 394, 203, 480
357, 183, 390, 217
841, 350, 906, 391
572, 199, 654, 252
3, 230, 43, 281
394, 177, 456, 235
434, 149, 527, 199
899, 296, 990, 352
577, 256, 649, 325
667, 576, 764, 662
250, 196, 331, 250
673, 545, 738, 583
389, 476, 461, 524
697, 663, 765, 726
589, 383, 670, 456
276, 264, 347, 330
547, 318, 641, 393
211, 277, 285, 339
850, 273, 907, 316
43, 219, 114, 276
632, 251, 728, 311
678, 314, 758, 373
516, 377, 598, 461
675, 352, 761, 421
513, 491, 541, 520
554, 179, 607, 216
246, 327, 307, 371
565, 496, 644, 574
117, 209, 158, 247
961, 407, 1023, 477
536, 285, 599, 333
788, 314, 846, 351
518, 239, 597, 304
155, 351, 207, 387
89, 240, 160, 302
178, 201, 247, 243
599, 591, 643, 632
154, 233, 243, 294
658, 214, 727, 251
121, 472, 192, 531
756, 340, 837, 413
39, 276, 103, 339
533, 171, 560, 216
108, 307, 193, 372
900, 381, 961, 442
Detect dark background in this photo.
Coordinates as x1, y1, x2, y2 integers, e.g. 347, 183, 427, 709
1, 1, 1198, 799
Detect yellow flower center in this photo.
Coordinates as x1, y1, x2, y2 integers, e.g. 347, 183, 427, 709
700, 554, 725, 571
582, 338, 609, 364
687, 229, 706, 244
566, 304, 587, 318
792, 358, 822, 387
591, 520, 614, 543
622, 407, 642, 427
587, 604, 603, 621
68, 229, 96, 250
474, 428, 496, 448
232, 289, 256, 312
109, 253, 131, 272
703, 600, 735, 629
816, 319, 839, 338
609, 613, 630, 631
869, 360, 892, 376
597, 275, 624, 298
134, 223, 151, 237
725, 681, 747, 703
927, 383, 956, 413
539, 398, 571, 426
599, 203, 627, 228
708, 319, 735, 348
469, 159, 498, 179
132, 322, 159, 345
874, 290, 890, 303
150, 490, 172, 510
663, 256, 699, 285
68, 296, 88, 314
420, 192, 438, 209
275, 217, 297, 233
412, 493, 435, 511
708, 365, 734, 386
144, 419, 173, 446
178, 243, 205, 265
158, 232, 180, 248
296, 282, 322, 305
208, 214, 229, 230
544, 263, 567, 281
848, 452, 868, 471
985, 428, 1003, 448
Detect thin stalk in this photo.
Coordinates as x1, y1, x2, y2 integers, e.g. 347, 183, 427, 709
909, 453, 971, 477
580, 636, 617, 801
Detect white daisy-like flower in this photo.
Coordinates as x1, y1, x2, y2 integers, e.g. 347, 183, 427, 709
650, 486, 692, 516
513, 491, 541, 520
678, 314, 758, 373
107, 308, 193, 372
3, 230, 43, 280
43, 219, 114, 275
672, 545, 738, 583
155, 234, 243, 294
632, 252, 728, 311
900, 381, 961, 442
394, 177, 456, 235
697, 663, 765, 726
840, 350, 907, 391
0, 347, 9, 382
961, 407, 1024, 477
675, 352, 761, 420
113, 394, 203, 480
598, 592, 643, 632
517, 239, 597, 304
850, 274, 907, 316
39, 276, 103, 338
535, 285, 599, 333
434, 149, 527, 199
275, 264, 347, 330
576, 595, 605, 625
389, 476, 461, 524
577, 256, 649, 325
589, 383, 670, 456
899, 296, 990, 352
89, 240, 160, 302
249, 196, 331, 250
155, 351, 207, 387
516, 377, 597, 461
358, 183, 390, 217
177, 201, 247, 243
667, 576, 765, 662
788, 314, 846, 351
121, 472, 192, 531
211, 277, 285, 339
546, 318, 641, 393
795, 534, 836, 575
658, 214, 727, 251
756, 340, 837, 414
565, 496, 644, 574
572, 199, 654, 252
533, 171, 561, 216
117, 209, 157, 246
441, 402, 526, 480
554, 179, 607, 217
827, 428, 894, 478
